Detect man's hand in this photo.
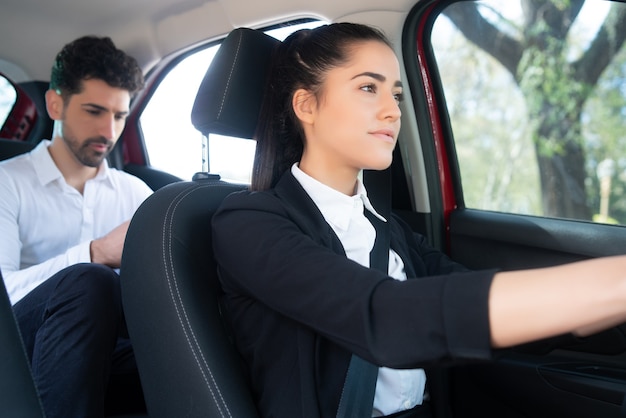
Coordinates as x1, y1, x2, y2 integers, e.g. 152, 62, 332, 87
89, 220, 131, 268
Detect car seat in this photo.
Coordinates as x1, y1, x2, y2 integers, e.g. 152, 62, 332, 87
120, 28, 279, 418
0, 270, 45, 418
0, 75, 50, 161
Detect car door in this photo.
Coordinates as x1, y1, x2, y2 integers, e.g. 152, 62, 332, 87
398, 0, 626, 416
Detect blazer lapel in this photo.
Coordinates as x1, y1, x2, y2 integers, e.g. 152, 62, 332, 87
273, 171, 346, 256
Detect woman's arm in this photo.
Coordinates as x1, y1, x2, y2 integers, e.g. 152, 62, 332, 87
489, 255, 626, 348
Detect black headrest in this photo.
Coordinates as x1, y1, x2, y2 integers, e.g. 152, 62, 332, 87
191, 28, 280, 139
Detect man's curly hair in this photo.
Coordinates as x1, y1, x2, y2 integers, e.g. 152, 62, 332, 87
50, 35, 144, 99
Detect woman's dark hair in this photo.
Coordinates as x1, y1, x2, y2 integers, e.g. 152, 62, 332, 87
50, 35, 144, 101
251, 22, 392, 191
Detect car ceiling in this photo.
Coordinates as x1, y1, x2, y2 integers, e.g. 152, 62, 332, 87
0, 0, 418, 83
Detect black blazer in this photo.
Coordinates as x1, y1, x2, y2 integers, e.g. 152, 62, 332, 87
212, 171, 494, 418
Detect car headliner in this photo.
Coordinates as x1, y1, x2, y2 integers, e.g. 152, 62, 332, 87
0, 0, 418, 82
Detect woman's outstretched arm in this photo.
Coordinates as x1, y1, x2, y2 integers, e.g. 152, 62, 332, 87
489, 255, 626, 348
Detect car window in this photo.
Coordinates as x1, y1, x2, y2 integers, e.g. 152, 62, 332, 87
429, 0, 626, 225
0, 74, 17, 130
140, 20, 325, 182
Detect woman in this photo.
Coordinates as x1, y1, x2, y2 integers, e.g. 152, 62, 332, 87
212, 23, 626, 418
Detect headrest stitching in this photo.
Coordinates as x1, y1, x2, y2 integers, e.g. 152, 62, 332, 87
217, 31, 244, 120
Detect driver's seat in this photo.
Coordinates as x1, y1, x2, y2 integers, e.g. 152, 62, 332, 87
120, 28, 279, 418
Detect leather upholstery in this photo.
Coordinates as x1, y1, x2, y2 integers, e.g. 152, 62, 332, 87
191, 28, 279, 138
0, 271, 45, 418
121, 28, 279, 417
0, 137, 36, 161
121, 180, 253, 417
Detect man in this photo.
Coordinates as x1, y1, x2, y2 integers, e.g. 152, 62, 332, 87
0, 36, 152, 417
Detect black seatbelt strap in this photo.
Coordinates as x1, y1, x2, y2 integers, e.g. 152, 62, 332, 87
335, 354, 380, 418
336, 168, 391, 418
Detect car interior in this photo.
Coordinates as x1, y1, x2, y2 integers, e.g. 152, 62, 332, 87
0, 79, 49, 161
0, 24, 405, 418
0, 271, 45, 418
4, 0, 626, 417
120, 27, 275, 418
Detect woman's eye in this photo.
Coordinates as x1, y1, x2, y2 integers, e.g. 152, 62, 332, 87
394, 92, 404, 104
360, 84, 376, 93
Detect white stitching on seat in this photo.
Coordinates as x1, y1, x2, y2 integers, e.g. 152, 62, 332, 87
216, 31, 243, 120
161, 183, 234, 418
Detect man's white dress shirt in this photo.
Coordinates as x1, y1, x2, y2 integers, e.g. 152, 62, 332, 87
292, 164, 426, 417
0, 140, 152, 305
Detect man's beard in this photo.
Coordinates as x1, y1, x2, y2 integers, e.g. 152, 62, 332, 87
64, 135, 113, 168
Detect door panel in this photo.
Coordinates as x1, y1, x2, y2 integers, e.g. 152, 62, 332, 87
401, 0, 626, 412
450, 209, 626, 270
450, 354, 626, 418
447, 208, 626, 417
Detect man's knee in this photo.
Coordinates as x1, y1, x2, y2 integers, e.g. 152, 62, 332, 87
52, 263, 122, 313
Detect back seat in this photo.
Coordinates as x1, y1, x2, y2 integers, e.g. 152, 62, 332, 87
0, 74, 47, 161
1, 73, 182, 190
0, 137, 36, 161
0, 136, 182, 191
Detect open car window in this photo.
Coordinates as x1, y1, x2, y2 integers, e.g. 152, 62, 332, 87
139, 20, 326, 183
0, 74, 17, 129
429, 0, 626, 226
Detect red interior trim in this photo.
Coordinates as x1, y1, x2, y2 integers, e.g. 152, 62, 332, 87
415, 3, 457, 239
0, 80, 38, 141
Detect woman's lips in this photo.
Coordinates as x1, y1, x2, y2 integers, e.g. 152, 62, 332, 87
370, 128, 395, 143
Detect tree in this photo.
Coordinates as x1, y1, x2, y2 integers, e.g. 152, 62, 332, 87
444, 0, 626, 219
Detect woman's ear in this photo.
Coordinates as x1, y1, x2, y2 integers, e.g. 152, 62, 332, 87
45, 89, 64, 120
292, 88, 316, 125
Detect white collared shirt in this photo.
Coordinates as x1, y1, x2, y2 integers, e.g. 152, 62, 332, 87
0, 140, 153, 305
291, 164, 426, 416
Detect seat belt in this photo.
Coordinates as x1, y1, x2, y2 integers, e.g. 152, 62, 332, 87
336, 168, 391, 418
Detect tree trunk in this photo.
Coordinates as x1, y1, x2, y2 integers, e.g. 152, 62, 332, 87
443, 1, 626, 220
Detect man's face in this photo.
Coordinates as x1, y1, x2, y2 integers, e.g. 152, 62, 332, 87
57, 78, 131, 167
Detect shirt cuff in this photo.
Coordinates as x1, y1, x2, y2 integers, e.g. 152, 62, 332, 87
67, 241, 92, 264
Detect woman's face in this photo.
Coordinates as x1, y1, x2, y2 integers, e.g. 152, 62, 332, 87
296, 40, 402, 191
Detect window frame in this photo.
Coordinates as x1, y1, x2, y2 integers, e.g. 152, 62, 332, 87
403, 0, 626, 242
129, 18, 326, 183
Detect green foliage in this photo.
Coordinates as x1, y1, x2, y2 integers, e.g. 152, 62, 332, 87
583, 45, 626, 223
434, 0, 626, 223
